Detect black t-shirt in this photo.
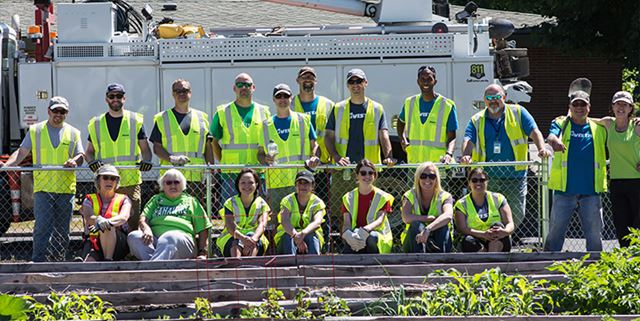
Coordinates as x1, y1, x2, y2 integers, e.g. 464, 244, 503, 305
87, 112, 147, 142
149, 109, 193, 144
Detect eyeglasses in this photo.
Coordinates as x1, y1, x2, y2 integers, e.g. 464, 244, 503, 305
51, 108, 68, 115
296, 180, 311, 185
106, 93, 124, 99
359, 170, 375, 176
173, 88, 191, 94
484, 94, 503, 101
571, 101, 588, 107
298, 76, 316, 81
274, 93, 291, 99
235, 82, 253, 89
101, 175, 118, 181
420, 173, 437, 180
347, 78, 364, 85
164, 180, 181, 185
470, 177, 488, 184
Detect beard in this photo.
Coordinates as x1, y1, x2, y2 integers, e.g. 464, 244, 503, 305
109, 102, 123, 112
302, 83, 314, 93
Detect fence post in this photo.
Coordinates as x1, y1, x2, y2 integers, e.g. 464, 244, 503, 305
205, 166, 212, 259
540, 159, 550, 245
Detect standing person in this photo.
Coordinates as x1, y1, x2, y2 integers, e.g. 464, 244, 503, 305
258, 83, 320, 215
340, 159, 395, 254
401, 162, 454, 253
460, 84, 550, 231
454, 167, 515, 252
85, 83, 153, 230
80, 165, 131, 262
216, 168, 270, 257
325, 68, 396, 230
128, 169, 211, 260
591, 91, 640, 247
149, 79, 211, 200
1, 96, 84, 262
210, 73, 271, 203
397, 65, 458, 164
544, 90, 607, 252
275, 170, 326, 255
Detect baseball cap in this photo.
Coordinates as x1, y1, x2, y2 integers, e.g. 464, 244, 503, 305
417, 65, 437, 76
295, 170, 315, 183
273, 83, 292, 96
106, 83, 126, 94
298, 66, 317, 78
96, 164, 120, 179
612, 91, 634, 104
569, 90, 590, 104
48, 96, 70, 111
346, 68, 366, 80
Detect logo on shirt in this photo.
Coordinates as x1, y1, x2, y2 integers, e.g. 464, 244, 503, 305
155, 203, 188, 217
350, 112, 366, 119
276, 128, 290, 135
420, 112, 430, 118
571, 131, 593, 139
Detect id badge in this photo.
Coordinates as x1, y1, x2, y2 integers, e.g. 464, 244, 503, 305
493, 141, 501, 154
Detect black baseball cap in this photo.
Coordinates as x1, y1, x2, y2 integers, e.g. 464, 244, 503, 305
295, 170, 315, 183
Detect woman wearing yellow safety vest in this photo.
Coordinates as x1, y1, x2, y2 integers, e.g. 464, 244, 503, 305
217, 168, 270, 257
80, 164, 131, 261
401, 162, 453, 253
341, 159, 394, 254
454, 167, 514, 252
275, 170, 326, 255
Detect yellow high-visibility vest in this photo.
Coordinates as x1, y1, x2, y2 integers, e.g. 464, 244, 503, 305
342, 187, 394, 253
216, 195, 270, 253
470, 104, 528, 171
548, 117, 607, 193
87, 193, 127, 241
292, 95, 334, 163
215, 102, 270, 166
153, 108, 209, 182
274, 192, 326, 248
400, 188, 451, 244
332, 98, 384, 164
403, 95, 454, 163
454, 192, 504, 231
88, 111, 143, 186
261, 112, 312, 189
30, 121, 80, 194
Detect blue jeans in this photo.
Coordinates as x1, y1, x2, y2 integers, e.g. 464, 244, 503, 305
544, 193, 603, 251
402, 222, 452, 253
278, 233, 321, 255
33, 192, 74, 262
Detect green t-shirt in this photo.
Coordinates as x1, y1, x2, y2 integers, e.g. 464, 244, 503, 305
142, 193, 212, 238
210, 103, 255, 140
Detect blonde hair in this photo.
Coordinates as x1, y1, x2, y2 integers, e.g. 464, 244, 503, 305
412, 162, 442, 208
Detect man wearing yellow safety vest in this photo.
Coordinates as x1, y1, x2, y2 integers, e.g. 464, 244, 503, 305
397, 65, 458, 164
210, 73, 271, 203
258, 83, 320, 215
325, 68, 396, 226
1, 96, 84, 262
85, 83, 153, 230
544, 90, 606, 251
149, 79, 212, 200
460, 84, 550, 234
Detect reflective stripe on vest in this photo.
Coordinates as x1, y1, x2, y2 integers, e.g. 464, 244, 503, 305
31, 121, 79, 194
87, 193, 127, 237
216, 195, 270, 252
342, 187, 394, 253
292, 95, 333, 163
471, 104, 528, 170
262, 112, 311, 188
456, 192, 502, 231
217, 102, 269, 166
404, 94, 453, 163
334, 98, 382, 163
274, 193, 326, 247
401, 189, 451, 244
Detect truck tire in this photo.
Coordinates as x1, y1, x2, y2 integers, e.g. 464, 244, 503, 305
0, 171, 11, 237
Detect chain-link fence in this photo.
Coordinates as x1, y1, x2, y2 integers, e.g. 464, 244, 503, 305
0, 161, 619, 261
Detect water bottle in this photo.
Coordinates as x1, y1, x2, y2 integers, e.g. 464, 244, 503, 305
267, 140, 279, 165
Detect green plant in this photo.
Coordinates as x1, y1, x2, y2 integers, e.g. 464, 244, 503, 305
317, 291, 350, 318
240, 288, 313, 319
0, 294, 32, 321
25, 292, 115, 320
191, 297, 224, 319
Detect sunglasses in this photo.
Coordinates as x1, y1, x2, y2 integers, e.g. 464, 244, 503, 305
359, 170, 375, 176
347, 78, 364, 85
484, 94, 503, 101
107, 93, 124, 99
471, 177, 488, 184
101, 175, 118, 181
571, 101, 588, 107
274, 93, 291, 99
173, 88, 191, 94
420, 173, 437, 180
164, 180, 181, 185
51, 108, 68, 115
235, 82, 253, 89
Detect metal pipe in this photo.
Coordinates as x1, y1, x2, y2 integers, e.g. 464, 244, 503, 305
262, 0, 369, 18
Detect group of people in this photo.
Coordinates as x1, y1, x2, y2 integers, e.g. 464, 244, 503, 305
0, 64, 637, 262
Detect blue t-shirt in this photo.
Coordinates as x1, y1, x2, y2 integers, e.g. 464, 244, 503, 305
272, 115, 317, 141
299, 97, 318, 126
398, 95, 458, 132
464, 107, 538, 178
549, 120, 596, 195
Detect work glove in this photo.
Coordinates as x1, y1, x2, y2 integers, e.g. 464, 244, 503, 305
90, 216, 113, 233
169, 155, 190, 166
88, 160, 104, 172
138, 160, 153, 172
341, 230, 359, 251
353, 228, 369, 250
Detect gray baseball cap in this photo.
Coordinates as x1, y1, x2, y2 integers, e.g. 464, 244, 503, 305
612, 91, 634, 104
570, 90, 590, 104
346, 68, 366, 80
48, 96, 70, 111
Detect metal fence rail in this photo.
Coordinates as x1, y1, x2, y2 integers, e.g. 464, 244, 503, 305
0, 161, 619, 261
